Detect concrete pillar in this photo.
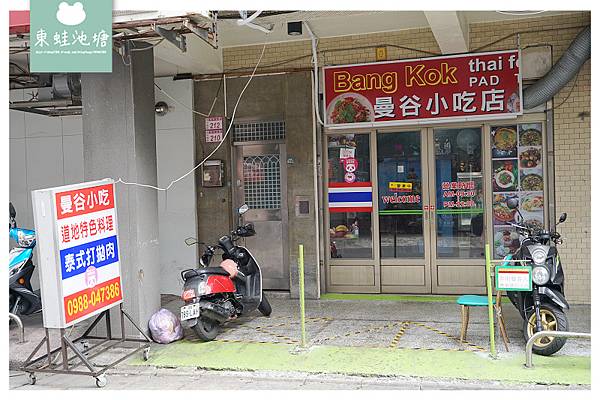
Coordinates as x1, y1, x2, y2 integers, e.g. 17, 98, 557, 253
81, 44, 160, 335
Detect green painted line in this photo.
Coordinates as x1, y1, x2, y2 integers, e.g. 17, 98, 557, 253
320, 293, 458, 302
379, 210, 423, 215
133, 341, 590, 386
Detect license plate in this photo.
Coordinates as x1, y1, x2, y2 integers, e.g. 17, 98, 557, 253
180, 303, 200, 321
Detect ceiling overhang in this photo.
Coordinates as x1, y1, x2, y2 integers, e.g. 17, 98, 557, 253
424, 11, 469, 54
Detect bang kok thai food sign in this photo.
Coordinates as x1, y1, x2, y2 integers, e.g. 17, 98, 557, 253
323, 50, 522, 128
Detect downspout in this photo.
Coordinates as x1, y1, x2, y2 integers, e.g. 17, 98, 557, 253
305, 21, 324, 296
523, 26, 590, 109
304, 21, 325, 126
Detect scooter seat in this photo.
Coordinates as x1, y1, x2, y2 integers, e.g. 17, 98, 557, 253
182, 267, 230, 280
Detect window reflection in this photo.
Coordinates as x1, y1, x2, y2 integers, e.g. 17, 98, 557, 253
434, 128, 485, 258
327, 134, 373, 259
377, 131, 424, 258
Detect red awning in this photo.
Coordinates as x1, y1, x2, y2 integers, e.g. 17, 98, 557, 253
9, 11, 30, 35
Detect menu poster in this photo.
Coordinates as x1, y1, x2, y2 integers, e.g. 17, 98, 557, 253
491, 123, 544, 257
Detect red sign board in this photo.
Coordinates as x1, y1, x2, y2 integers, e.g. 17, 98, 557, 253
55, 184, 114, 220
323, 50, 522, 128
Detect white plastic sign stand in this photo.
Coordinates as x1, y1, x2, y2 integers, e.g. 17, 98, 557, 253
22, 179, 151, 388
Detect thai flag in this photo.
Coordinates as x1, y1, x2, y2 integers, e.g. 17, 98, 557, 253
328, 182, 373, 213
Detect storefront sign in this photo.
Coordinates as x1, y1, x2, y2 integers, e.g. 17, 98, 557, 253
32, 179, 122, 328
328, 182, 373, 213
389, 182, 412, 192
205, 116, 224, 143
495, 265, 532, 291
30, 0, 112, 72
323, 50, 521, 128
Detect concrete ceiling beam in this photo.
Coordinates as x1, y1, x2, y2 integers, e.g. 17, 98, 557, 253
424, 11, 469, 54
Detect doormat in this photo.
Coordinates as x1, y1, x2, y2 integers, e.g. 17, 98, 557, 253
320, 293, 459, 302
132, 340, 590, 386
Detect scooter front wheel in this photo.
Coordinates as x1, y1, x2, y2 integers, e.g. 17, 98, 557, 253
524, 303, 568, 356
192, 317, 220, 341
258, 292, 272, 317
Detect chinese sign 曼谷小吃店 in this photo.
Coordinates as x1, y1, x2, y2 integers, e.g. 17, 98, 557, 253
323, 50, 521, 127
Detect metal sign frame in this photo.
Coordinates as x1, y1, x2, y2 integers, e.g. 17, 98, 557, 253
24, 179, 151, 387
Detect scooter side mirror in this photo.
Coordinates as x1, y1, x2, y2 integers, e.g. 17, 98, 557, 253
506, 197, 519, 210
238, 204, 249, 215
9, 202, 16, 219
558, 213, 567, 224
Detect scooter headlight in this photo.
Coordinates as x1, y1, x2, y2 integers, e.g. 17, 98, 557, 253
532, 265, 550, 285
528, 245, 549, 265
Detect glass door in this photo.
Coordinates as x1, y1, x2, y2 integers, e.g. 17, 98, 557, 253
325, 126, 489, 295
377, 130, 431, 293
428, 127, 487, 294
325, 133, 379, 293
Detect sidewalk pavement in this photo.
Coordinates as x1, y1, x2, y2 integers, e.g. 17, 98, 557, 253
9, 293, 591, 389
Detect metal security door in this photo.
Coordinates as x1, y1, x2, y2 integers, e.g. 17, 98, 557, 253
233, 143, 289, 290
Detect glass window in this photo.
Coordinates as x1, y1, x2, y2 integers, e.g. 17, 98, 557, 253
377, 131, 424, 258
491, 123, 545, 258
434, 128, 485, 258
327, 134, 373, 259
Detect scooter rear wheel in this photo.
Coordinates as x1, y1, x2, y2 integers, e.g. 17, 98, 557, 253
192, 317, 220, 341
258, 292, 272, 317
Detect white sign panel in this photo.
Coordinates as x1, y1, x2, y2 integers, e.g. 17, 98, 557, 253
32, 179, 123, 328
496, 267, 532, 291
205, 116, 224, 143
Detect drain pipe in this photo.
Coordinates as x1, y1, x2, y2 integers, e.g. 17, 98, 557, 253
304, 21, 325, 126
523, 26, 590, 109
306, 20, 324, 296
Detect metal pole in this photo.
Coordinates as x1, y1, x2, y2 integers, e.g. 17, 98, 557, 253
298, 244, 307, 347
485, 244, 496, 358
525, 331, 591, 368
9, 312, 25, 343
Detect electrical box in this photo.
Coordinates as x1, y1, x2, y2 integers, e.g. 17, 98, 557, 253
295, 195, 311, 218
202, 160, 224, 187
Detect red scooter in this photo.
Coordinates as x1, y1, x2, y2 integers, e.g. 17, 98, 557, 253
179, 204, 271, 341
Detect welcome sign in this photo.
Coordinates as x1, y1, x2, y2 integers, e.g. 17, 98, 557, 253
30, 0, 112, 72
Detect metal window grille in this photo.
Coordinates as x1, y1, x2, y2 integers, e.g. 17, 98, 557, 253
233, 121, 285, 142
242, 154, 281, 209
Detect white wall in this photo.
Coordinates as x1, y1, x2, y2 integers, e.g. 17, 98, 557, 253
9, 79, 197, 295
154, 78, 198, 295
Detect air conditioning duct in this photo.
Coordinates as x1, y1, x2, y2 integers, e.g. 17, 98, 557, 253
523, 26, 590, 110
